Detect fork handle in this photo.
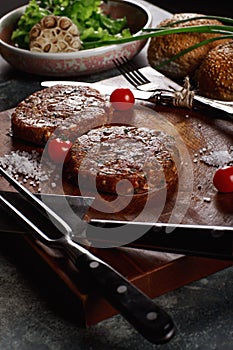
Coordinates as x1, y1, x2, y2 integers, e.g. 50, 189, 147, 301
74, 249, 175, 344
150, 91, 233, 117
63, 238, 175, 344
193, 95, 233, 116
59, 236, 176, 344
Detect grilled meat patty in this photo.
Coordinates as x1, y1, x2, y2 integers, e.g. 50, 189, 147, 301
11, 85, 112, 146
67, 125, 179, 195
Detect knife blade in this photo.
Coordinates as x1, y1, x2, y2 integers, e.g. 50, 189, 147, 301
41, 80, 233, 116
87, 219, 233, 261
2, 192, 233, 261
41, 80, 152, 100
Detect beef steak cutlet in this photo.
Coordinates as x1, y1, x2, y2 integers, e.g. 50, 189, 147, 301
67, 125, 179, 195
11, 84, 112, 146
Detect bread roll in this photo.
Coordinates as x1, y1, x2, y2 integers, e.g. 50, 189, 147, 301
197, 41, 233, 101
147, 13, 228, 79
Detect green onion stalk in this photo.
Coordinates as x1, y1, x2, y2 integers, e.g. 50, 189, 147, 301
82, 15, 233, 69
83, 15, 233, 47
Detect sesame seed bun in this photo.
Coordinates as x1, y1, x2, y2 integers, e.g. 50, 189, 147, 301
196, 41, 233, 101
147, 13, 229, 79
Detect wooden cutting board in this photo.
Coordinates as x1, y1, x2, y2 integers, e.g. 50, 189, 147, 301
0, 69, 233, 325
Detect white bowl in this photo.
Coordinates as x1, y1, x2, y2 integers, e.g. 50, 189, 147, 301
0, 0, 152, 76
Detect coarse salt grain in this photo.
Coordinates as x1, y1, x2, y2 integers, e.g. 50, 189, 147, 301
200, 148, 233, 167
0, 150, 55, 187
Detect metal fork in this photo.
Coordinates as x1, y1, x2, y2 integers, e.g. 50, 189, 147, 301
113, 56, 233, 116
113, 56, 156, 91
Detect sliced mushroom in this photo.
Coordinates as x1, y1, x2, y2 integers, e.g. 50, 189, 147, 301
29, 15, 82, 53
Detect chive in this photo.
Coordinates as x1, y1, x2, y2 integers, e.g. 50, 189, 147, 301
13, 7, 233, 70
82, 15, 233, 67
153, 15, 233, 27
155, 34, 233, 69
83, 24, 233, 49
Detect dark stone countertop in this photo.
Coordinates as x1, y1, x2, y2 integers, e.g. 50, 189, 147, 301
1, 1, 233, 349
1, 231, 233, 350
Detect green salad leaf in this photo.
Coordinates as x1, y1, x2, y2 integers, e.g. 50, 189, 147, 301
11, 0, 131, 50
64, 0, 101, 22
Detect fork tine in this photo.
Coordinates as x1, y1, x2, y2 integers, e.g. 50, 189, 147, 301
0, 166, 72, 236
113, 56, 150, 88
120, 56, 150, 85
113, 57, 139, 88
0, 194, 54, 243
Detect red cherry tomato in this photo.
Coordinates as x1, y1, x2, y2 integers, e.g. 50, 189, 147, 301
47, 138, 73, 164
213, 166, 233, 193
110, 88, 135, 111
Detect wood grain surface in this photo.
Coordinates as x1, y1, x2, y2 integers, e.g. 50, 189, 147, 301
1, 90, 232, 227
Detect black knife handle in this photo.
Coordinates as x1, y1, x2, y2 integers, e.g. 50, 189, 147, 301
74, 251, 175, 344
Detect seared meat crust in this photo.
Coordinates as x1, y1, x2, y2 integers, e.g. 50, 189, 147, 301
67, 125, 179, 195
11, 85, 112, 146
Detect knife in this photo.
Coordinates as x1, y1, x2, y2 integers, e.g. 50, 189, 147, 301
0, 169, 175, 345
41, 80, 153, 100
2, 192, 233, 260
41, 81, 233, 116
87, 219, 233, 261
